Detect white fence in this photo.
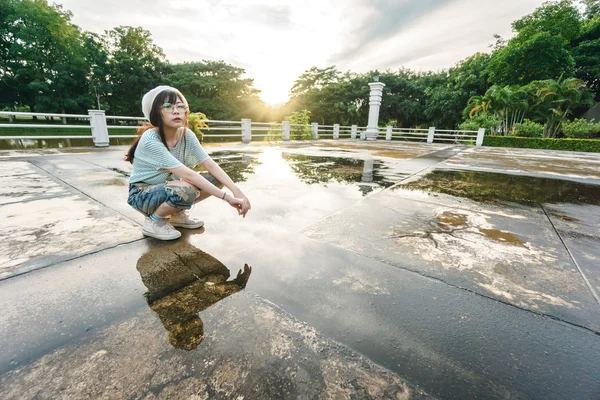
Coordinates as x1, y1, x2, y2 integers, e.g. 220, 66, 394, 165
0, 111, 486, 147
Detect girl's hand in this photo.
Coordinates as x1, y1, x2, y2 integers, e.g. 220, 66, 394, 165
225, 194, 250, 217
232, 189, 251, 218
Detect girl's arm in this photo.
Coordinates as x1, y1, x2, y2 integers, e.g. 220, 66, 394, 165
169, 165, 247, 216
201, 158, 251, 215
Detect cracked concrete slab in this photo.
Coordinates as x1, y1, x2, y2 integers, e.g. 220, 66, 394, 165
0, 293, 430, 400
304, 194, 600, 332
0, 194, 142, 278
0, 157, 142, 278
2, 141, 600, 399
441, 147, 600, 181
0, 240, 431, 400
544, 203, 600, 298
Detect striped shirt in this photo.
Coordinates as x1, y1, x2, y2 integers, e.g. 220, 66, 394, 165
129, 128, 210, 185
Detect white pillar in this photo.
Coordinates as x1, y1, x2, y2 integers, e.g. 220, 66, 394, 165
333, 124, 340, 139
282, 120, 290, 141
88, 110, 109, 147
241, 118, 252, 143
427, 127, 435, 144
476, 128, 485, 147
365, 82, 386, 141
351, 125, 357, 139
311, 122, 319, 140
385, 126, 392, 141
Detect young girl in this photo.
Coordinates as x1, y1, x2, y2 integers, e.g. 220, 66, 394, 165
126, 86, 251, 240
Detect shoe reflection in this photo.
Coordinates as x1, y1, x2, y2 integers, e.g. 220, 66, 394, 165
136, 235, 252, 350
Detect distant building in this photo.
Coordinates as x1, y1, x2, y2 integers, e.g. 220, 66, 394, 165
584, 102, 600, 122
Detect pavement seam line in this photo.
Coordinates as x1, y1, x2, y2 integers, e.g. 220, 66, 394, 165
302, 145, 467, 234
313, 237, 600, 337
26, 159, 141, 226
0, 237, 146, 281
540, 204, 600, 308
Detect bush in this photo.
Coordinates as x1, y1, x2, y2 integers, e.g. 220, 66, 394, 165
511, 119, 544, 137
188, 112, 209, 142
561, 118, 600, 139
458, 115, 502, 135
483, 136, 600, 152
286, 110, 312, 140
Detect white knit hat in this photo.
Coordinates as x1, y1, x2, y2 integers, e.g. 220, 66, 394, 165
141, 86, 187, 121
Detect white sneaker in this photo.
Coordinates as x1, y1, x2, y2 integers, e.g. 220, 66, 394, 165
170, 210, 204, 229
142, 217, 182, 240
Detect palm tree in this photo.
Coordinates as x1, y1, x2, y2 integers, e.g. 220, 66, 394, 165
534, 77, 589, 138
467, 85, 530, 135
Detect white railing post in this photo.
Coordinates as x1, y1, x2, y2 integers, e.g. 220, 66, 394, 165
476, 128, 485, 147
385, 126, 392, 141
282, 120, 290, 141
88, 110, 110, 147
242, 118, 252, 143
311, 122, 319, 140
427, 127, 435, 144
333, 124, 340, 139
351, 125, 357, 139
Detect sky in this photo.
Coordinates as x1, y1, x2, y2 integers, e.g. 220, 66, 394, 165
58, 0, 546, 105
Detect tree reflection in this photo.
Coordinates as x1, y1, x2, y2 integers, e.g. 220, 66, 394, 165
282, 154, 394, 196
397, 169, 600, 205
193, 151, 261, 183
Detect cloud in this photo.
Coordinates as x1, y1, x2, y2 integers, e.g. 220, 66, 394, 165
331, 0, 546, 72
58, 0, 546, 104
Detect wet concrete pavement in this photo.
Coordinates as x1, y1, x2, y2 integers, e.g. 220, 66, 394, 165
1, 140, 599, 399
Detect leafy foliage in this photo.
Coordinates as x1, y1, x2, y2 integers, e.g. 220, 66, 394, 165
483, 136, 600, 152
512, 119, 544, 137
561, 117, 600, 137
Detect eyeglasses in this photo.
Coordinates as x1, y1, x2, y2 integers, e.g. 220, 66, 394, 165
161, 102, 189, 113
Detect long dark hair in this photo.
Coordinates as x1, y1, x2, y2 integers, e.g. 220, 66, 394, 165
125, 89, 188, 163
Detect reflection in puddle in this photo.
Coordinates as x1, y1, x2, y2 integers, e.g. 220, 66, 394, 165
198, 149, 401, 196
136, 239, 251, 350
479, 228, 526, 247
434, 212, 525, 246
398, 169, 600, 205
0, 138, 135, 149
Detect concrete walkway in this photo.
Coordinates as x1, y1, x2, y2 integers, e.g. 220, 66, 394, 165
1, 141, 599, 399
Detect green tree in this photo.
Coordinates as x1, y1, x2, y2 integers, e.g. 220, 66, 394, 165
512, 0, 582, 42
0, 0, 91, 114
580, 0, 600, 19
466, 85, 531, 134
287, 67, 370, 126
103, 26, 169, 116
166, 60, 261, 120
424, 53, 491, 128
532, 77, 591, 137
487, 32, 576, 86
83, 32, 110, 110
572, 17, 600, 100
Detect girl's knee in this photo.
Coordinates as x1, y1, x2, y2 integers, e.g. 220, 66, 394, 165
165, 185, 200, 208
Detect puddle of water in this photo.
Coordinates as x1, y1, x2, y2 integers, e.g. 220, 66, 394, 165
479, 228, 526, 247
437, 211, 468, 227
193, 150, 402, 196
0, 136, 245, 150
0, 138, 135, 149
397, 169, 600, 205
